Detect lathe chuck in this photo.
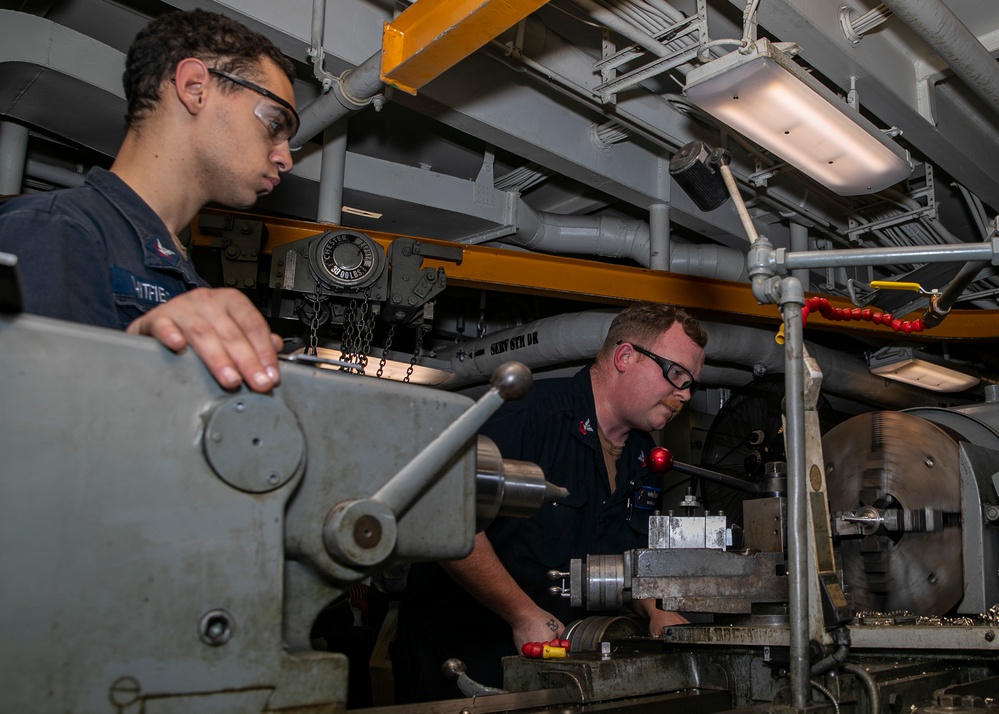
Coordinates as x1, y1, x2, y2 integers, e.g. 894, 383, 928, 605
823, 411, 963, 615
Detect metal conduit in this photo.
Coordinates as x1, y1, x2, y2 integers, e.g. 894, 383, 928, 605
880, 0, 999, 122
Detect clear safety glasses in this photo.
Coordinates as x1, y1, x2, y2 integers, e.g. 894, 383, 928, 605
208, 68, 299, 145
618, 341, 700, 394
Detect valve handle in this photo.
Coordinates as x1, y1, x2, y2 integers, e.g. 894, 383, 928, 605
870, 280, 937, 295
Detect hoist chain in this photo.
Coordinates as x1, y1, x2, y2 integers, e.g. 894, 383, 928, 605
339, 288, 376, 374
356, 289, 374, 374
339, 296, 358, 370
376, 323, 396, 379
405, 324, 429, 383
308, 284, 326, 357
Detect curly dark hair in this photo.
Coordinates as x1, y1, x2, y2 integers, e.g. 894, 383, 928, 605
598, 302, 707, 361
123, 8, 296, 128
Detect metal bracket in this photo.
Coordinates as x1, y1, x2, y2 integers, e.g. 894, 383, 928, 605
385, 238, 462, 323
197, 214, 265, 289
847, 163, 937, 243
748, 160, 795, 187
592, 0, 707, 102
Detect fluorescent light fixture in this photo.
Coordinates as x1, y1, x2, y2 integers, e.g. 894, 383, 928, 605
289, 346, 452, 385
869, 346, 979, 392
683, 38, 912, 195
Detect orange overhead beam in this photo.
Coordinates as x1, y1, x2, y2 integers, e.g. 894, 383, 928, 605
380, 0, 549, 95
191, 210, 999, 341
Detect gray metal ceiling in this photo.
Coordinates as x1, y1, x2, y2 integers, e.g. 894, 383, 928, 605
3, 0, 999, 390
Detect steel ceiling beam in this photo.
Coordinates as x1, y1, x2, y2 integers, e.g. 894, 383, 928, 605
381, 0, 551, 94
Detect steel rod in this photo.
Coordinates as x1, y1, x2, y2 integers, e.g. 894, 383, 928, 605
784, 242, 994, 269
781, 278, 809, 709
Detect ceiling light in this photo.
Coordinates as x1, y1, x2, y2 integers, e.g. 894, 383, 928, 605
683, 38, 912, 195
868, 346, 979, 392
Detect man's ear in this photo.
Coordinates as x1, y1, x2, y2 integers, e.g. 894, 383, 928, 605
173, 58, 210, 115
612, 341, 633, 374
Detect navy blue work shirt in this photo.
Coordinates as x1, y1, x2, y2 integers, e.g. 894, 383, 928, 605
0, 167, 208, 329
392, 366, 663, 700
482, 365, 662, 614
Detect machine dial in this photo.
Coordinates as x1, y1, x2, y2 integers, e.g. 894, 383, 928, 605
309, 230, 385, 290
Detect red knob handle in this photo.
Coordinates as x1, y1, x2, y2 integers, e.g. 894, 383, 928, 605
648, 446, 674, 473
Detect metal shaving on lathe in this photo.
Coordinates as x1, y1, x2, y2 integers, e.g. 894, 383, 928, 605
982, 603, 999, 625
854, 608, 996, 626
855, 610, 914, 626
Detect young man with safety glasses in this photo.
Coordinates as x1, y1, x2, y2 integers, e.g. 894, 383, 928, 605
393, 302, 708, 702
0, 9, 298, 393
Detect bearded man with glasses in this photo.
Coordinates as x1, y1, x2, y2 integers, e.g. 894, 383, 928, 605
393, 302, 708, 703
0, 9, 297, 393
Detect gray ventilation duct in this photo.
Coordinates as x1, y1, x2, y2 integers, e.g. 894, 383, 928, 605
880, 0, 999, 121
510, 204, 748, 280
434, 310, 947, 410
0, 11, 126, 156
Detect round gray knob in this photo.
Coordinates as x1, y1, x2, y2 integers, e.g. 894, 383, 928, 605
441, 658, 466, 679
491, 362, 532, 401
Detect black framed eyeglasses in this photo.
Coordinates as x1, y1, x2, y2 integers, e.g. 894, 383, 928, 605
208, 68, 300, 145
618, 341, 700, 394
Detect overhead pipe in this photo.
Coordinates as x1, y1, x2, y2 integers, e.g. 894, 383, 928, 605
317, 121, 348, 225
292, 53, 385, 149
649, 203, 670, 271
789, 222, 810, 290
433, 310, 950, 410
509, 203, 748, 279
880, 0, 999, 121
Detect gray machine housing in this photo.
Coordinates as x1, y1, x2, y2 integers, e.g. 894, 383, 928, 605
0, 313, 478, 712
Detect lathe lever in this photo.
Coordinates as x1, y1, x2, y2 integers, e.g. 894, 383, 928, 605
322, 362, 533, 568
